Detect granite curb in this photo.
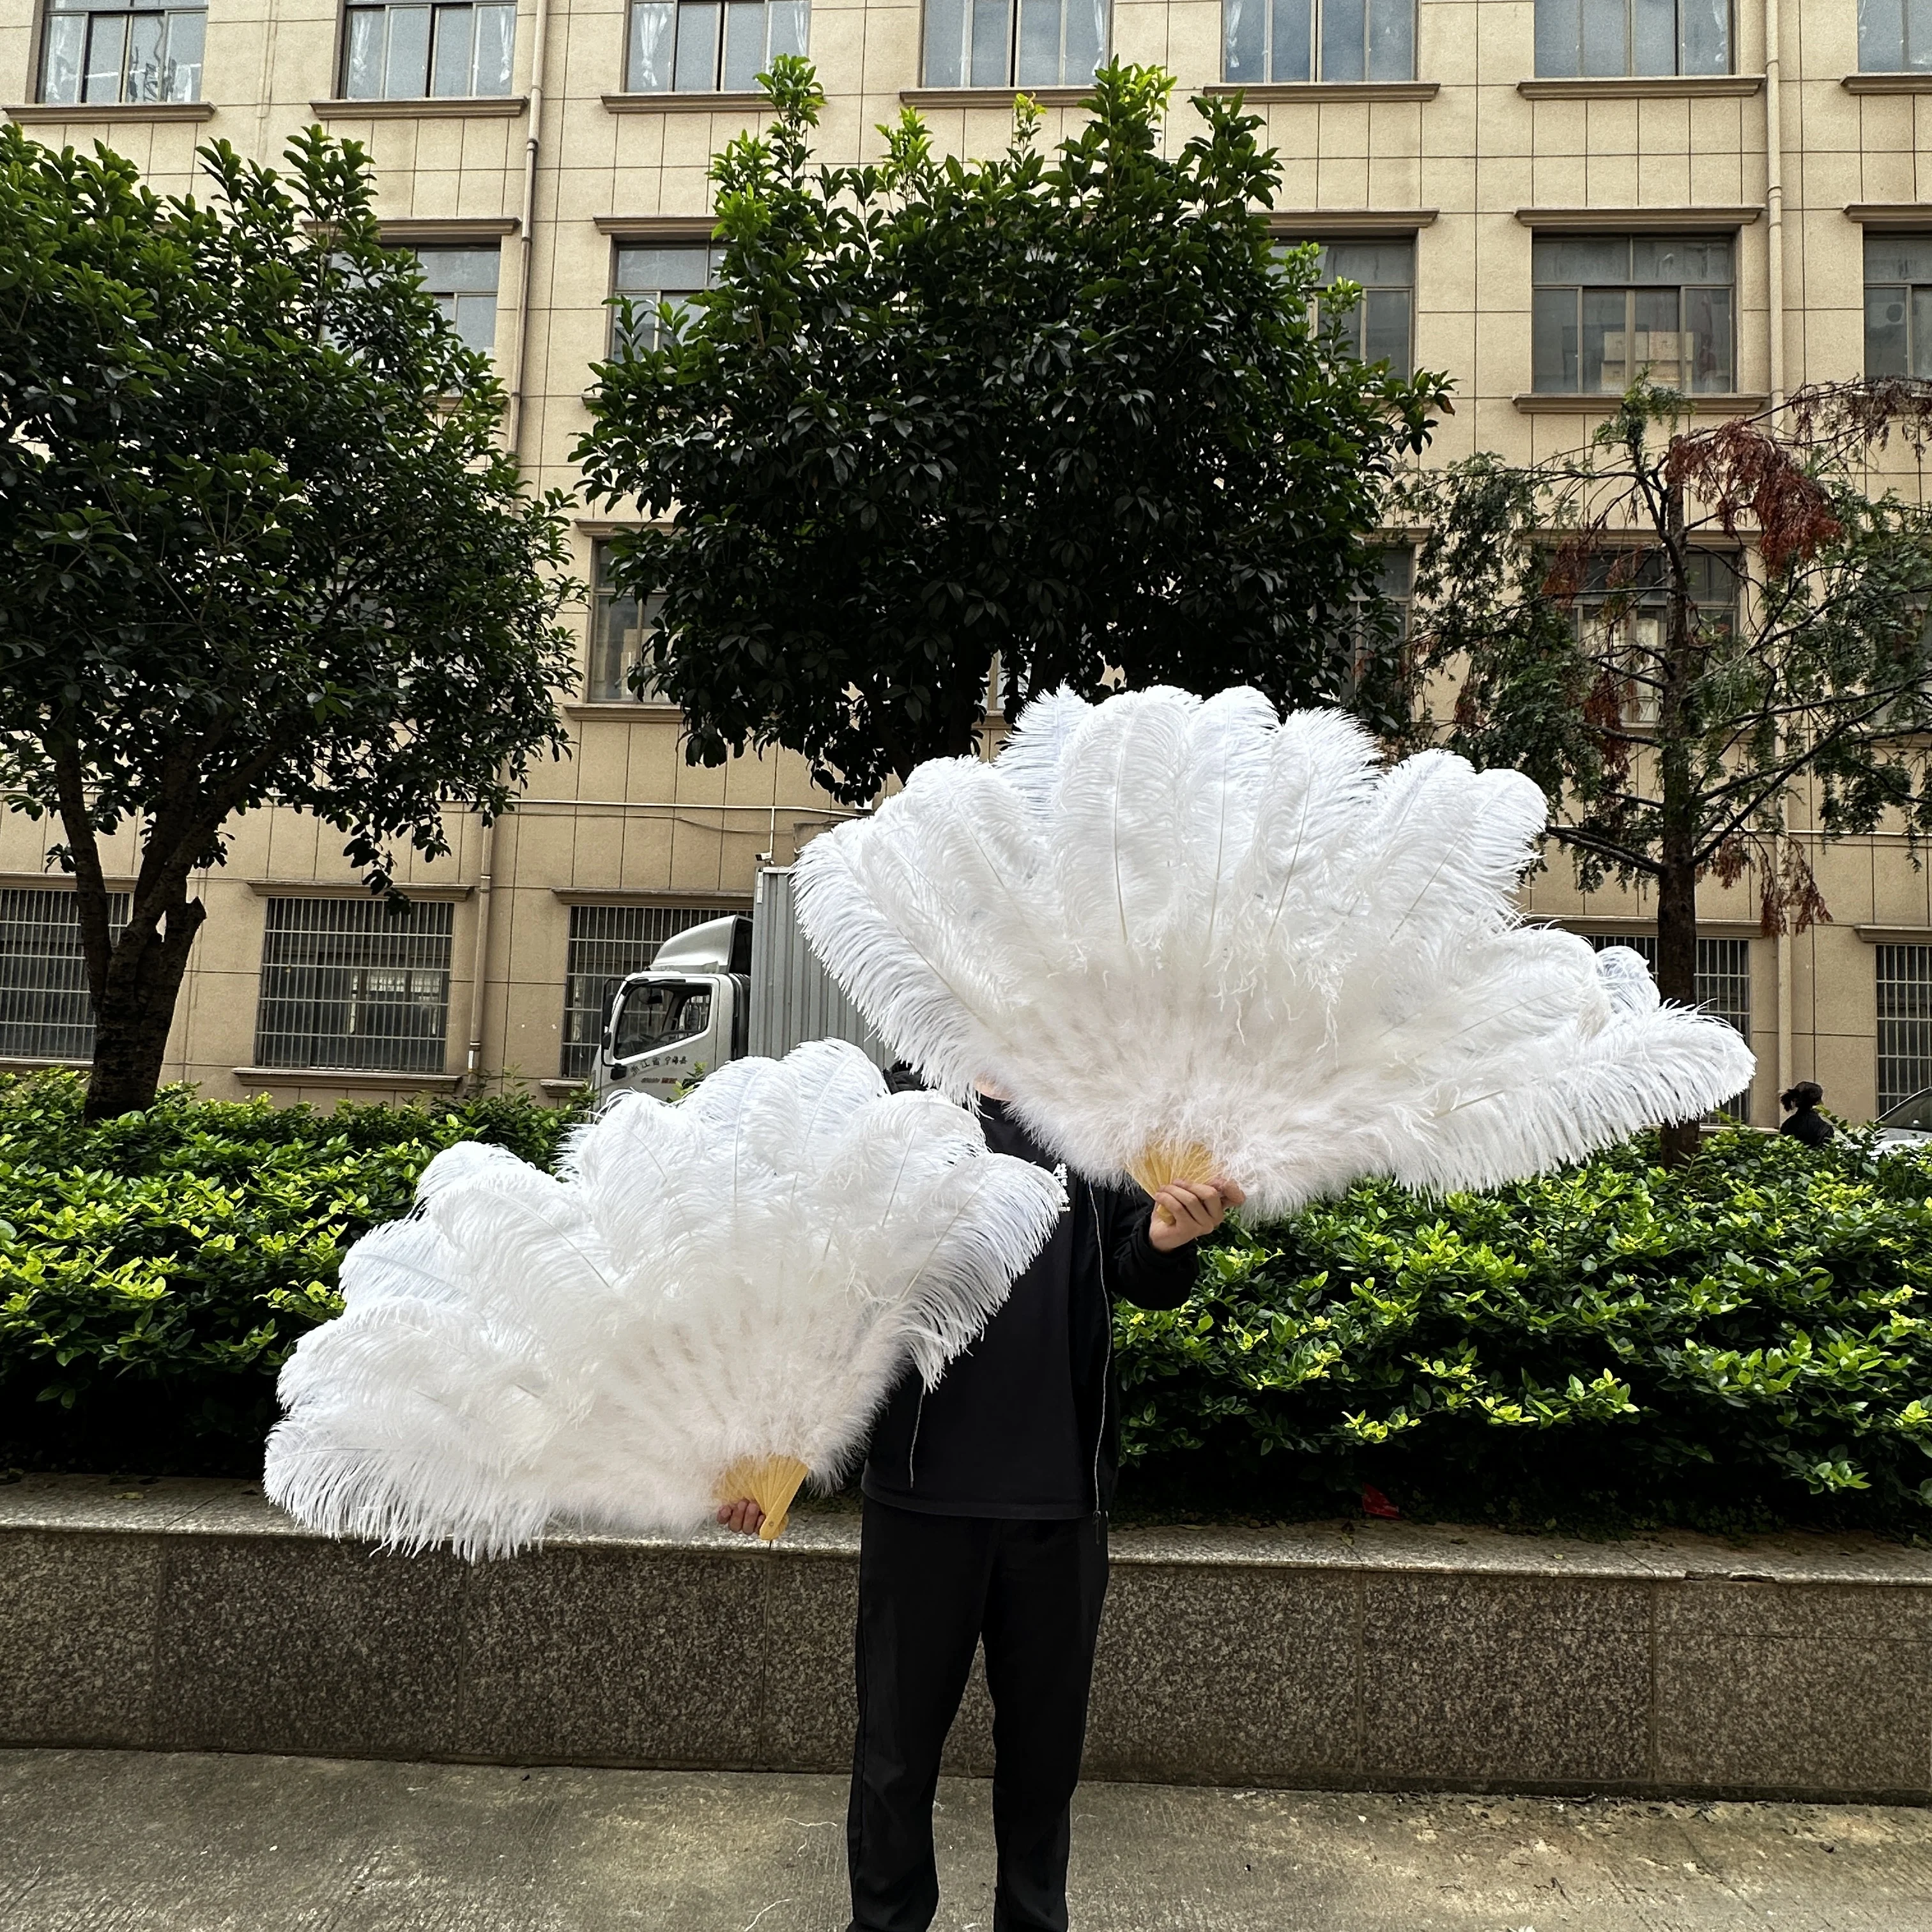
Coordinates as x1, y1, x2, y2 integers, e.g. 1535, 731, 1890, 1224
3, 1476, 1928, 1803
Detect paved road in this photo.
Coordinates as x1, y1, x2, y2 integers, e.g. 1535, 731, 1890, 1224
3, 1749, 1930, 1930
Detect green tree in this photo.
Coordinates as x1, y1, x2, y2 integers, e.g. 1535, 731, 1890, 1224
576, 58, 1445, 803
0, 127, 578, 1119
1401, 382, 1932, 1158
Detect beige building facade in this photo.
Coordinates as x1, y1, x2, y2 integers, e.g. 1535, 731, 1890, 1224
4, 0, 1932, 1121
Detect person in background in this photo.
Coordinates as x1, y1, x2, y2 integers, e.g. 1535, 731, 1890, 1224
1779, 1081, 1834, 1147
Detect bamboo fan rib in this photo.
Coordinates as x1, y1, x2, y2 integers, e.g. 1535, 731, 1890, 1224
792, 686, 1755, 1217
264, 1040, 1065, 1559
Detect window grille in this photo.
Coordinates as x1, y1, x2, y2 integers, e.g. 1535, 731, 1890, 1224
0, 889, 129, 1062
1224, 0, 1414, 84
1531, 234, 1735, 395
562, 903, 739, 1080
410, 245, 500, 357
610, 243, 721, 357
1534, 0, 1729, 78
40, 0, 205, 104
1877, 945, 1932, 1116
1863, 235, 1932, 381
1586, 931, 1751, 1118
625, 0, 808, 91
254, 897, 454, 1073
343, 0, 515, 99
1860, 0, 1932, 72
923, 0, 1107, 87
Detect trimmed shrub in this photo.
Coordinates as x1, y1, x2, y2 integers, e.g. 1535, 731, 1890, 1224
0, 1071, 585, 1473
1117, 1126, 1932, 1534
5, 1069, 1929, 1533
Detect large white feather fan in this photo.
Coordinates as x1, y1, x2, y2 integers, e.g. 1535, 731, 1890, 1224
264, 1040, 1064, 1558
792, 686, 1755, 1218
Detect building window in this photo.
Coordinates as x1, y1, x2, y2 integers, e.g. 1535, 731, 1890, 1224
407, 245, 500, 357
1224, 0, 1414, 84
0, 889, 128, 1062
1341, 545, 1412, 693
1586, 932, 1751, 1117
1861, 0, 1932, 72
923, 0, 1107, 88
1864, 235, 1932, 380
1877, 946, 1932, 1115
562, 904, 740, 1079
254, 897, 454, 1074
1534, 0, 1729, 76
625, 0, 808, 90
1575, 550, 1735, 724
1290, 238, 1415, 377
39, 0, 205, 104
343, 1, 516, 99
588, 540, 669, 702
1531, 234, 1735, 395
610, 242, 720, 356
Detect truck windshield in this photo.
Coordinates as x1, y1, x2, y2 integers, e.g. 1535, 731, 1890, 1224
613, 983, 712, 1058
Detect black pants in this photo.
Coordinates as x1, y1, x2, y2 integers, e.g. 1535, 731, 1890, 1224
846, 1497, 1110, 1932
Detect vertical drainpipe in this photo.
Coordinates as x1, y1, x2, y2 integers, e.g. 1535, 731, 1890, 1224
1765, 0, 1792, 1112
464, 0, 553, 1089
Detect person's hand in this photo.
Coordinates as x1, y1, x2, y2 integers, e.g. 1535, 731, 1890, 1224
1148, 1179, 1246, 1252
716, 1498, 765, 1535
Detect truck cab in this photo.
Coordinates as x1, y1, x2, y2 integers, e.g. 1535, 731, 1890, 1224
595, 915, 751, 1101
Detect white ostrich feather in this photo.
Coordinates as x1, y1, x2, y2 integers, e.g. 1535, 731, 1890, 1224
263, 1040, 1064, 1560
791, 686, 1756, 1218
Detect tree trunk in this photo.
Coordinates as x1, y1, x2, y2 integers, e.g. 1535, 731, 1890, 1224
1654, 473, 1702, 1169
84, 894, 208, 1120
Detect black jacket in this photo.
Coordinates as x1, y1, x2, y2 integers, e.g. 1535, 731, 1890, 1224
861, 1102, 1200, 1518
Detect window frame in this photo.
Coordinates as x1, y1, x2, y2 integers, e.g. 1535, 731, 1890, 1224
622, 0, 809, 93
1878, 944, 1932, 1116
0, 887, 130, 1062
1862, 233, 1932, 381
1286, 235, 1417, 379
37, 0, 208, 106
1570, 548, 1738, 728
252, 896, 456, 1075
921, 0, 1112, 89
1859, 0, 1932, 73
586, 537, 671, 705
339, 0, 518, 101
607, 237, 722, 358
1532, 0, 1733, 79
1529, 231, 1738, 397
406, 241, 503, 358
1222, 0, 1418, 86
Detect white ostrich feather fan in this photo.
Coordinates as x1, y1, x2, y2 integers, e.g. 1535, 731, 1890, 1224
791, 686, 1755, 1218
263, 1039, 1064, 1558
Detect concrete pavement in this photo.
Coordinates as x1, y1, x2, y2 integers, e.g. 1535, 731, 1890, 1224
3, 1749, 1930, 1930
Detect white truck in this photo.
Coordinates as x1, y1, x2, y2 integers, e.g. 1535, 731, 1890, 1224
591, 865, 891, 1101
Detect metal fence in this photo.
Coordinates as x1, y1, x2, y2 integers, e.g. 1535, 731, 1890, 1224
1876, 944, 1932, 1116
0, 889, 128, 1061
560, 902, 737, 1079
254, 897, 454, 1073
1586, 931, 1752, 1120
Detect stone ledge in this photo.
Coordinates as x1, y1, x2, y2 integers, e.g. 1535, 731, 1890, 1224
3, 1476, 1927, 1801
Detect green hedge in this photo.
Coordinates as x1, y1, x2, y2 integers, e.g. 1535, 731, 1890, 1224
4, 1070, 1930, 1534
1117, 1128, 1932, 1534
0, 1071, 585, 1473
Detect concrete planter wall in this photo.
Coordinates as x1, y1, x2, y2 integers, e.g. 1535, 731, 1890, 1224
3, 1477, 1928, 1804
